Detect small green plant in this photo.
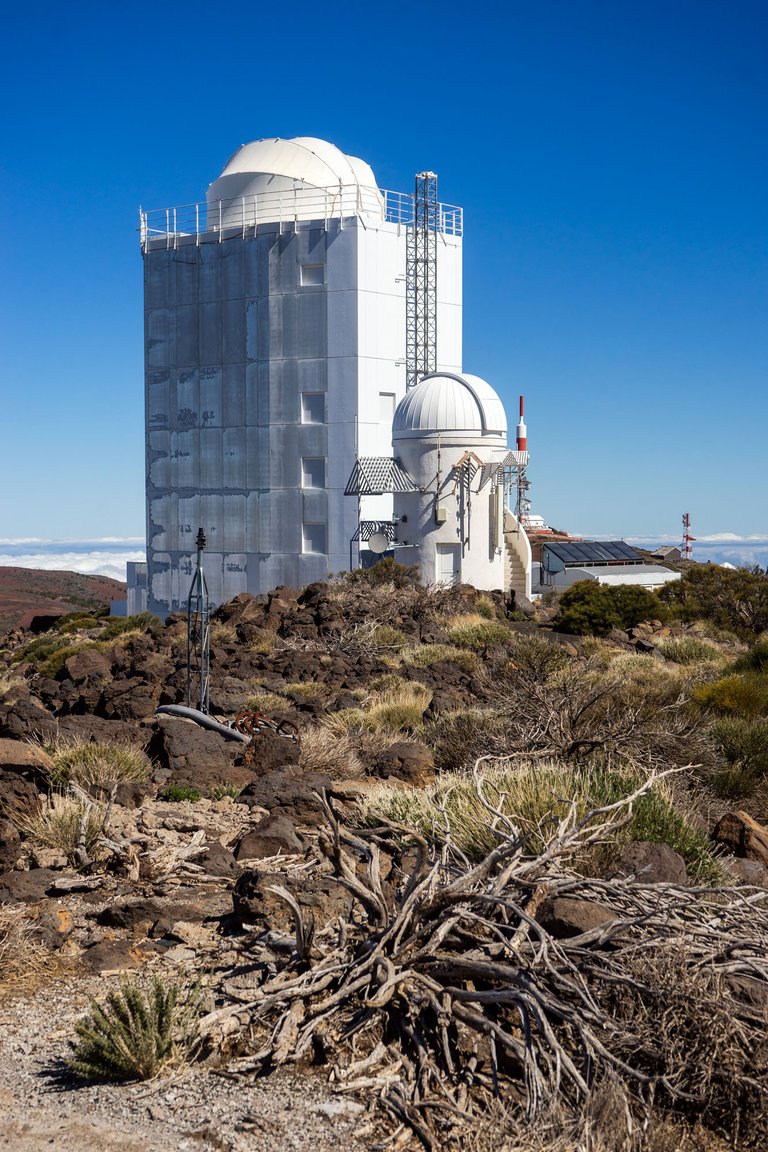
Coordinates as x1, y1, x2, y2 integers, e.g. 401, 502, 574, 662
42, 738, 152, 790
446, 614, 513, 650
209, 782, 241, 800
160, 784, 201, 803
695, 673, 768, 718
402, 643, 481, 675
100, 612, 159, 640
732, 640, 768, 675
68, 976, 205, 1082
711, 716, 768, 776
656, 636, 725, 666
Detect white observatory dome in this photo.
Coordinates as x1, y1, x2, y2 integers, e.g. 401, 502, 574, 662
392, 372, 507, 441
207, 136, 384, 225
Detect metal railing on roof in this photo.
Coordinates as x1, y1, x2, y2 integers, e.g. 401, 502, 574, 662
140, 188, 463, 249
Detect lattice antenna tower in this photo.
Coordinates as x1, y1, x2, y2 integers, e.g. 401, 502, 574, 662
681, 512, 695, 560
186, 527, 211, 713
405, 172, 438, 390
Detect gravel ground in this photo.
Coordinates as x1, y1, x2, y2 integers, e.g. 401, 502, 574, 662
0, 978, 384, 1152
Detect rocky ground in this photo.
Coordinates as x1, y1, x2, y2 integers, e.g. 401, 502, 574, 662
0, 575, 766, 1149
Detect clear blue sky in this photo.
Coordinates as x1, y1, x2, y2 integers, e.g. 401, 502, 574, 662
2, 0, 766, 548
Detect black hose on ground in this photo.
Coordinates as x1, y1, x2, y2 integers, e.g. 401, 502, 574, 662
154, 704, 249, 743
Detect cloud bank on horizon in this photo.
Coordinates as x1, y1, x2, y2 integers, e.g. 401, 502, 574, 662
1, 534, 767, 583
0, 539, 145, 583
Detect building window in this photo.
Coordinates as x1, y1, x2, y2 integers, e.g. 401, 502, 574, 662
379, 392, 396, 423
302, 457, 326, 488
301, 392, 325, 424
302, 523, 327, 554
300, 263, 325, 287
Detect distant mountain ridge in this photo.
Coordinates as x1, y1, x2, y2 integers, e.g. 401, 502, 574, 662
0, 566, 126, 633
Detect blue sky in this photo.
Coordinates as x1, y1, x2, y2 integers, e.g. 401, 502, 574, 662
2, 0, 766, 567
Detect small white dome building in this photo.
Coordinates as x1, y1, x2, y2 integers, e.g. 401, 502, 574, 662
207, 136, 384, 227
392, 373, 531, 594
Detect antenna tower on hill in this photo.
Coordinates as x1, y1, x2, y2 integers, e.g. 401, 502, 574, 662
681, 512, 695, 560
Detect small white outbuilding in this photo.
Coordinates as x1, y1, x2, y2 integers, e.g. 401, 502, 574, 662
391, 372, 532, 597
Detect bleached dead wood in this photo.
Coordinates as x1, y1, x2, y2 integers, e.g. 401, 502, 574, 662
202, 766, 768, 1149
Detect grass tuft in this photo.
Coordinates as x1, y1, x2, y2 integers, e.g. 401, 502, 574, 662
41, 737, 152, 790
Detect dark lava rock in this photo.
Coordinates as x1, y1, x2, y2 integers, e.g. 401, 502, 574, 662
0, 818, 21, 872
372, 741, 436, 787
233, 868, 353, 930
234, 813, 304, 861
80, 938, 146, 974
98, 677, 161, 721
537, 896, 615, 939
237, 767, 333, 823
240, 729, 301, 777
0, 699, 57, 743
614, 841, 688, 885
148, 716, 252, 796
0, 868, 61, 904
196, 841, 239, 877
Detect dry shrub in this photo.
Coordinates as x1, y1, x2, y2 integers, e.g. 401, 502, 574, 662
359, 759, 721, 880
402, 642, 482, 675
20, 792, 107, 868
446, 613, 514, 650
282, 682, 324, 701
299, 726, 364, 780
657, 635, 727, 667
244, 628, 277, 654
324, 682, 432, 737
610, 948, 768, 1146
0, 907, 71, 1001
210, 621, 237, 646
41, 736, 152, 790
243, 691, 290, 714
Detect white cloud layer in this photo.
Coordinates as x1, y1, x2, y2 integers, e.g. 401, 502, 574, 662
0, 540, 145, 583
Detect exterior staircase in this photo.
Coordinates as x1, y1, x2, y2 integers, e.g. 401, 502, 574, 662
503, 509, 532, 600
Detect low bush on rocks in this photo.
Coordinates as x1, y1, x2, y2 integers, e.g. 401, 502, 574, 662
19, 791, 107, 868
160, 784, 201, 803
41, 737, 152, 790
299, 726, 364, 780
358, 759, 722, 881
446, 613, 514, 650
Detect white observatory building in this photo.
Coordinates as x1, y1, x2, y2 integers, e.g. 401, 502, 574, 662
130, 134, 532, 616
135, 136, 462, 616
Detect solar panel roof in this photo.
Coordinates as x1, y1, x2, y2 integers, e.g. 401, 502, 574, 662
543, 540, 643, 565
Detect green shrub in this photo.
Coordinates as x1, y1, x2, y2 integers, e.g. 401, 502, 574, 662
209, 782, 241, 800
732, 640, 768, 675
15, 634, 72, 667
160, 784, 201, 803
474, 597, 497, 620
57, 615, 101, 634
446, 616, 513, 650
660, 564, 768, 638
68, 977, 205, 1082
360, 761, 722, 883
38, 641, 101, 679
402, 643, 481, 675
656, 636, 724, 666
100, 612, 160, 640
555, 581, 664, 637
711, 716, 768, 776
695, 673, 768, 718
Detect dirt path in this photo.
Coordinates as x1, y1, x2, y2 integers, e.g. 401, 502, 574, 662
0, 979, 380, 1152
